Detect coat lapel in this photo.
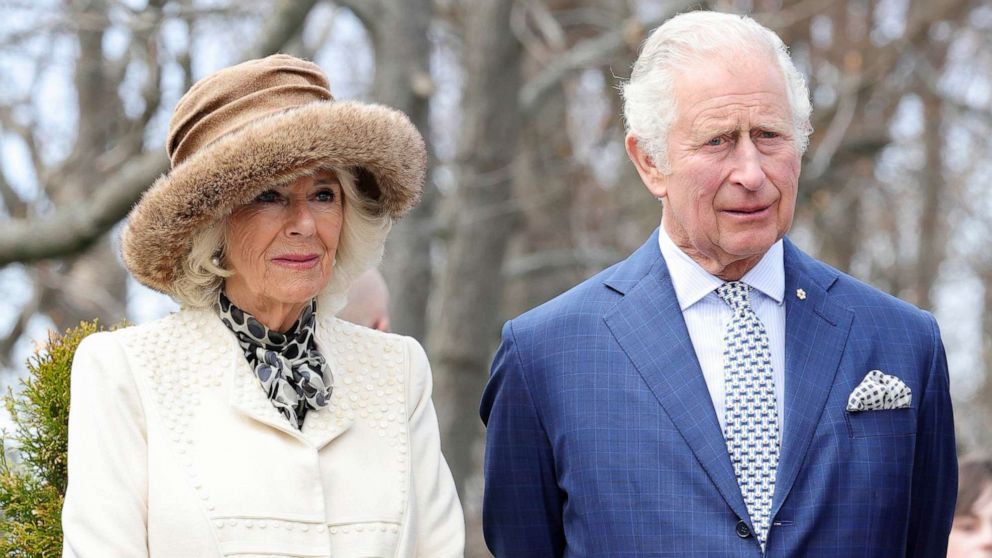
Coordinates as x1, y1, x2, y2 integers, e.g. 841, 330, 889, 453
228, 350, 308, 439
300, 319, 355, 450
216, 315, 354, 448
603, 230, 750, 523
770, 240, 853, 519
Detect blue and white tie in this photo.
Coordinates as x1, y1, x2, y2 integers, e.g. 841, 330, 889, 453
718, 281, 779, 549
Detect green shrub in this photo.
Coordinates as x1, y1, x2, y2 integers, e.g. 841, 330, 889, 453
0, 321, 108, 557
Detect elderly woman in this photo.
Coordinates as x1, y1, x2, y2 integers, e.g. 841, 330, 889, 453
61, 54, 464, 557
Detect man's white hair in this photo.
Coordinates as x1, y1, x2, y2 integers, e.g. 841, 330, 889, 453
621, 11, 813, 173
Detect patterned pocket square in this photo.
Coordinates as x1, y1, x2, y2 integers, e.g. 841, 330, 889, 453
846, 370, 912, 412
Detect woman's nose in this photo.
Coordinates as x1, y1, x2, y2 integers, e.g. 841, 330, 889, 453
286, 202, 316, 236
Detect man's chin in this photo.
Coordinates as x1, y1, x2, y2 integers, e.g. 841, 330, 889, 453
723, 226, 786, 252
722, 240, 778, 261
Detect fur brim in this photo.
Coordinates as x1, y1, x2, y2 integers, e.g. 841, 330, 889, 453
121, 101, 425, 295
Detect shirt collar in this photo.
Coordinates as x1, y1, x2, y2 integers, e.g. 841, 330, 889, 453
657, 223, 784, 311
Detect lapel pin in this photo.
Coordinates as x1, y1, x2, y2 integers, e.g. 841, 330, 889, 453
796, 288, 807, 300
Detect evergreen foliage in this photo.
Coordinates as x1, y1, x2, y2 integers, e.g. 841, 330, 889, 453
0, 321, 107, 557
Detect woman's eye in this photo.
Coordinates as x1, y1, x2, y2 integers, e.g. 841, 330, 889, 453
314, 188, 338, 203
757, 130, 779, 139
705, 137, 724, 147
255, 190, 280, 203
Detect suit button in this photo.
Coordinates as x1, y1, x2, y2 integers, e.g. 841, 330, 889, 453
735, 520, 752, 539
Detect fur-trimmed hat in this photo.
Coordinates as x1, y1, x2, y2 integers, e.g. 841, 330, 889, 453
121, 54, 425, 298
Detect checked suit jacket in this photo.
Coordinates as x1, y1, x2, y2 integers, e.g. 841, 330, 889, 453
480, 229, 956, 557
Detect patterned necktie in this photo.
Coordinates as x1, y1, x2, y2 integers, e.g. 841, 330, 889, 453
717, 281, 779, 548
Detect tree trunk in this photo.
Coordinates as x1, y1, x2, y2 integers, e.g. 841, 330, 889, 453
362, 0, 436, 342
50, 0, 129, 330
505, 79, 581, 317
973, 264, 992, 453
913, 89, 945, 311
429, 0, 522, 504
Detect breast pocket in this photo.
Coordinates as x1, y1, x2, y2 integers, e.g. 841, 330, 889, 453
845, 408, 917, 438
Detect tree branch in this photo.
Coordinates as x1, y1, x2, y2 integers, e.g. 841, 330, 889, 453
0, 17, 65, 49
0, 272, 41, 368
757, 0, 835, 38
503, 248, 624, 278
0, 150, 167, 266
0, 0, 323, 267
243, 0, 321, 60
809, 0, 972, 131
805, 80, 859, 181
0, 104, 46, 195
511, 0, 566, 65
333, 0, 381, 34
0, 160, 27, 219
519, 0, 697, 115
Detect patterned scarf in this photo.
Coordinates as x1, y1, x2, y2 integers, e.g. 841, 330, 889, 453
217, 292, 333, 429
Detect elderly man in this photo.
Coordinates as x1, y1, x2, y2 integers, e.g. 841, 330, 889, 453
481, 11, 956, 557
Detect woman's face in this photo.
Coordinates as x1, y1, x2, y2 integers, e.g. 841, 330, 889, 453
948, 484, 992, 558
223, 170, 344, 324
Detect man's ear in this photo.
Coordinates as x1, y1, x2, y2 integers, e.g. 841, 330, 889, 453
625, 134, 668, 199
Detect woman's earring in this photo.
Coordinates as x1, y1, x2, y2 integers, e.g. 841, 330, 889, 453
211, 251, 222, 267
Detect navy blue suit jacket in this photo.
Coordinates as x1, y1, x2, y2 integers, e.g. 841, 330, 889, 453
481, 230, 956, 557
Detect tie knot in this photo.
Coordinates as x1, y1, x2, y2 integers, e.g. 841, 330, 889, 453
716, 281, 752, 313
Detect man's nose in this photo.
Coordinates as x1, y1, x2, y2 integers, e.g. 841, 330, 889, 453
729, 137, 765, 191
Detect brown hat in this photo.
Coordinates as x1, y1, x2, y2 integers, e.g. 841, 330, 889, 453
121, 54, 425, 296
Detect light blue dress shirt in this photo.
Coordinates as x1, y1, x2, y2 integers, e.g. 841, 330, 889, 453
657, 225, 786, 438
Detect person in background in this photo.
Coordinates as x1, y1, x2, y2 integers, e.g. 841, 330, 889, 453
62, 54, 464, 558
339, 268, 391, 332
949, 457, 992, 558
481, 10, 956, 557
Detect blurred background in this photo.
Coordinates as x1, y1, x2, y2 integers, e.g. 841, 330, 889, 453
0, 0, 989, 555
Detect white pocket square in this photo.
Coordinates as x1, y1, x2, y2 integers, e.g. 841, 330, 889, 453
846, 370, 912, 412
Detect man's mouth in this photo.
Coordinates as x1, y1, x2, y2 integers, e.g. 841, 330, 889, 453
723, 204, 772, 217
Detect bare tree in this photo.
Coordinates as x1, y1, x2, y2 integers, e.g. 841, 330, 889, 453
0, 1, 989, 551
0, 0, 319, 267
429, 0, 523, 498
0, 0, 320, 361
335, 0, 437, 342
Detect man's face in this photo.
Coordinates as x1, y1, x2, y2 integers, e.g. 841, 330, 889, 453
629, 54, 801, 280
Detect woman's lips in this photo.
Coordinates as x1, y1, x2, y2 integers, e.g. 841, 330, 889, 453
272, 254, 320, 270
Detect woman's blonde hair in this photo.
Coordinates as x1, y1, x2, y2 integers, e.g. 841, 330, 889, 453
170, 166, 391, 314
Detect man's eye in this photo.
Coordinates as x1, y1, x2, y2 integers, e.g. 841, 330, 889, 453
254, 190, 280, 203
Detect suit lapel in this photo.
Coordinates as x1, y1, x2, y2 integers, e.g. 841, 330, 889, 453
604, 231, 750, 523
770, 240, 853, 519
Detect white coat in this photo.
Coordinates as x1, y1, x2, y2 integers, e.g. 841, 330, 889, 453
61, 307, 465, 557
